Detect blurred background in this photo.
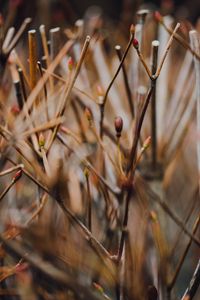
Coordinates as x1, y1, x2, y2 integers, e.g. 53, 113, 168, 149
0, 0, 200, 31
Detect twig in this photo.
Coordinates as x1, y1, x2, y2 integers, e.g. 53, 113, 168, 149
155, 12, 200, 61
49, 27, 61, 61
0, 169, 22, 203
13, 80, 23, 110
4, 18, 32, 54
127, 86, 154, 174
2, 27, 15, 53
0, 235, 105, 300
168, 214, 200, 291
28, 30, 38, 91
57, 133, 120, 196
100, 25, 135, 138
132, 38, 152, 78
115, 45, 134, 117
151, 41, 159, 170
154, 23, 180, 79
181, 259, 200, 300
0, 164, 24, 177
138, 174, 200, 247
18, 68, 27, 101
45, 35, 91, 151
85, 169, 92, 231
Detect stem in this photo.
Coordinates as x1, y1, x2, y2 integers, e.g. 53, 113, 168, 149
115, 45, 134, 117
168, 214, 200, 291
151, 40, 159, 169
100, 31, 134, 139
160, 18, 200, 61
86, 173, 92, 231
127, 86, 154, 174
181, 259, 200, 300
154, 23, 180, 79
45, 35, 91, 151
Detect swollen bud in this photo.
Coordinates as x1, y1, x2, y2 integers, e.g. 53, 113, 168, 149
85, 107, 93, 125
68, 56, 74, 71
142, 136, 151, 150
13, 169, 23, 182
11, 105, 20, 115
154, 11, 163, 23
133, 38, 139, 49
39, 133, 45, 148
115, 116, 123, 138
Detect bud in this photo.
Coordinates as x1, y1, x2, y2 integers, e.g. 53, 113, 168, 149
142, 136, 151, 150
93, 282, 104, 294
150, 211, 157, 222
84, 167, 90, 178
148, 285, 158, 300
39, 133, 45, 148
114, 116, 123, 137
13, 169, 23, 182
68, 56, 74, 71
85, 107, 93, 123
154, 11, 163, 22
11, 105, 20, 115
133, 38, 139, 49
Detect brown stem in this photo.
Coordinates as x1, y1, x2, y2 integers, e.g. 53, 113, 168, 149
151, 41, 159, 169
181, 259, 200, 300
168, 214, 200, 291
100, 30, 134, 139
115, 45, 134, 117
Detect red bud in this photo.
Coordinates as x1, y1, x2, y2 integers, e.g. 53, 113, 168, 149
133, 38, 139, 49
11, 105, 20, 115
115, 116, 123, 136
154, 11, 163, 22
13, 169, 22, 182
68, 56, 74, 71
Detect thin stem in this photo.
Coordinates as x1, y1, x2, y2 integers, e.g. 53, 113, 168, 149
28, 30, 38, 91
168, 214, 200, 291
140, 175, 200, 247
86, 172, 92, 231
18, 68, 27, 101
57, 133, 120, 196
154, 23, 180, 79
0, 170, 22, 202
151, 41, 159, 169
181, 259, 200, 300
39, 25, 54, 92
4, 18, 32, 54
115, 45, 134, 117
170, 194, 197, 257
45, 35, 91, 151
134, 46, 152, 78
7, 157, 117, 278
127, 86, 154, 174
13, 80, 23, 109
159, 17, 200, 61
0, 164, 24, 177
117, 189, 132, 261
100, 29, 135, 139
